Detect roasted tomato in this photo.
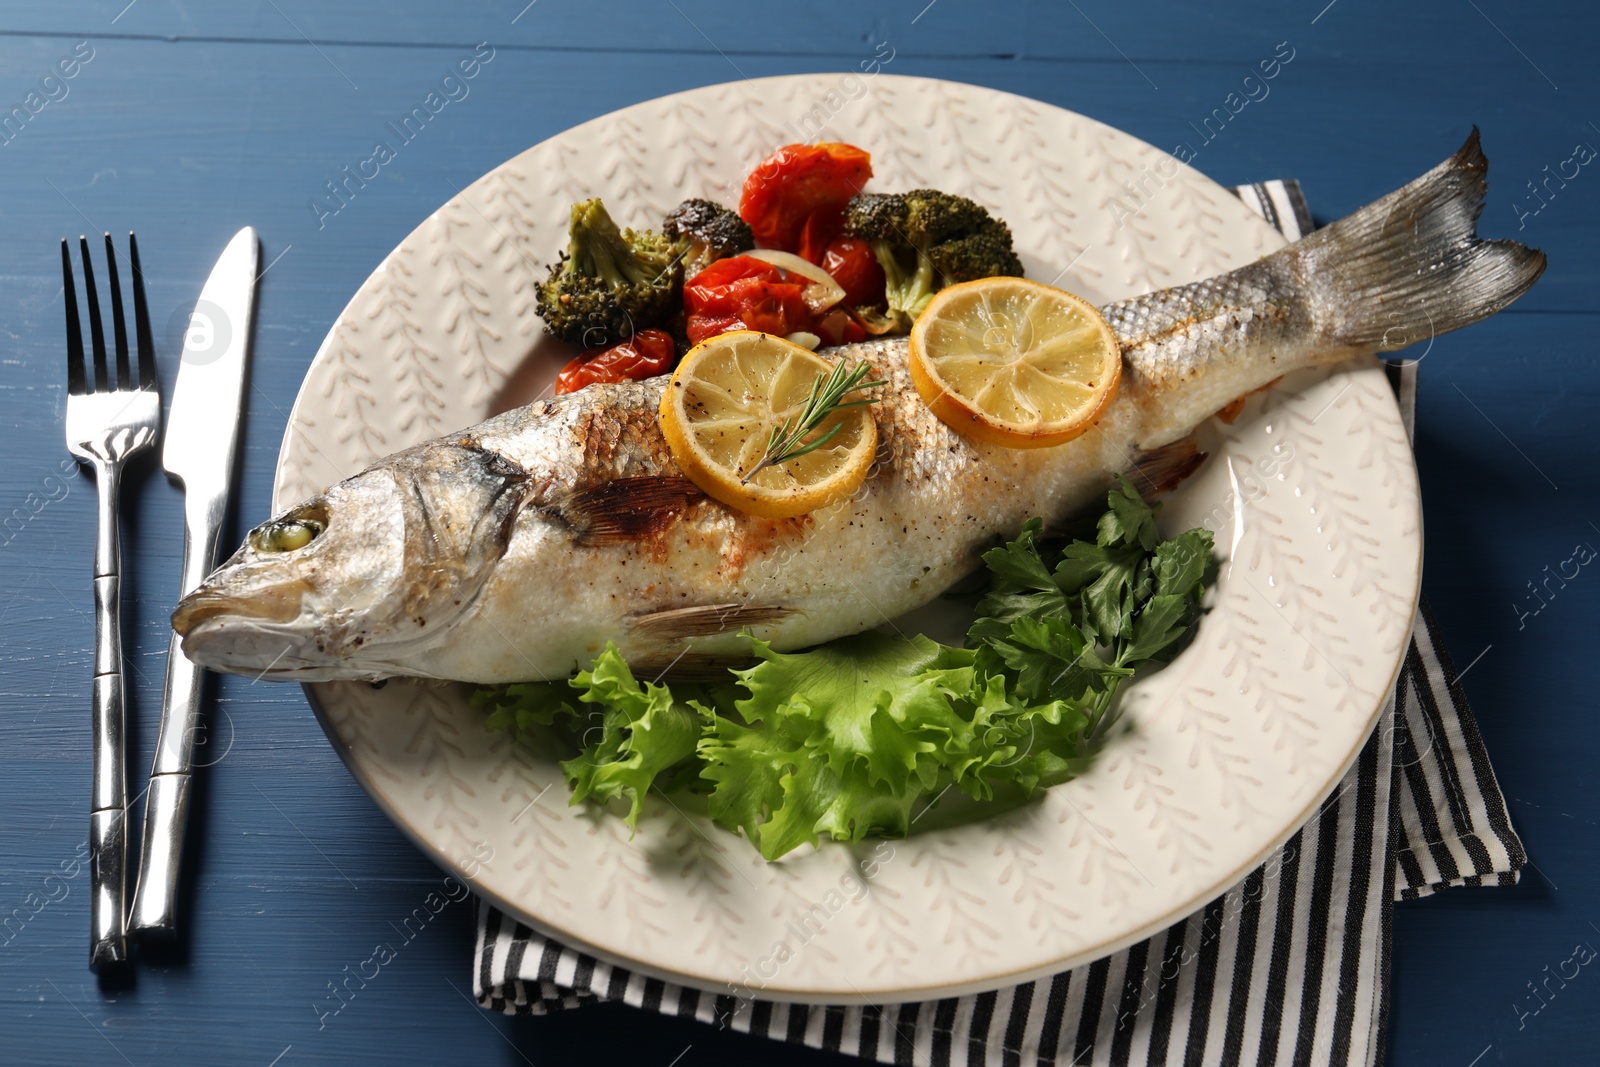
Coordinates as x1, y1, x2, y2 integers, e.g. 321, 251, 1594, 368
553, 329, 677, 394
796, 207, 844, 264
819, 235, 886, 309
811, 307, 867, 347
739, 143, 872, 253
683, 255, 813, 344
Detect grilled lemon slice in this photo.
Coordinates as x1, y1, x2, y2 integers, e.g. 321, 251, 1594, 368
909, 277, 1121, 448
658, 331, 878, 518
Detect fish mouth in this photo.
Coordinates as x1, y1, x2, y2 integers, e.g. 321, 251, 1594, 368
171, 580, 311, 636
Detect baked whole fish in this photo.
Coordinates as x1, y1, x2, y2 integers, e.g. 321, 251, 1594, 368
174, 133, 1542, 683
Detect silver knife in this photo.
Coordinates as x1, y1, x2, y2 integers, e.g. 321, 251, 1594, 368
130, 227, 259, 937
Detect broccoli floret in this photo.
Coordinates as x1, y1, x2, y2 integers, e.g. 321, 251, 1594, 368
927, 225, 1024, 285
662, 198, 754, 278
843, 189, 1024, 329
536, 198, 682, 347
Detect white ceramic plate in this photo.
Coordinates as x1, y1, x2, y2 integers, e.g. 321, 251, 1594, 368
275, 74, 1420, 1002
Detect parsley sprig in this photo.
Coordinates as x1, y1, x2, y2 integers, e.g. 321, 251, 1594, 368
739, 359, 885, 484
968, 477, 1214, 746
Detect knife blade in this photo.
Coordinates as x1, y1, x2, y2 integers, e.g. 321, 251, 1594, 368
130, 226, 259, 938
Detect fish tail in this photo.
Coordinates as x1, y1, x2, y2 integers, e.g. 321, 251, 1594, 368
1301, 128, 1546, 351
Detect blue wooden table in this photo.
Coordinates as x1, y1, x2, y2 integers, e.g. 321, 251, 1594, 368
2, 2, 1595, 1063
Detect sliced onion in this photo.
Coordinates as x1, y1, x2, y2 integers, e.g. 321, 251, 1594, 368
746, 249, 846, 314
785, 331, 822, 350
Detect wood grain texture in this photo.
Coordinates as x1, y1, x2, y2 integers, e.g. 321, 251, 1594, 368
0, 1, 1596, 1063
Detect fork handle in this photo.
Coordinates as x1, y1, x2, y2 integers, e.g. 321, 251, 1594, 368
88, 463, 128, 969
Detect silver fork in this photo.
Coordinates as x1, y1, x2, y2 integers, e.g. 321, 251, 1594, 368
62, 233, 160, 970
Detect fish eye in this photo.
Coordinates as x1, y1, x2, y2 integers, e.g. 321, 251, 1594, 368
265, 521, 318, 552
253, 504, 327, 554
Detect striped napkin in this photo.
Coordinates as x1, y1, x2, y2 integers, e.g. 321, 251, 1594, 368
472, 180, 1526, 1066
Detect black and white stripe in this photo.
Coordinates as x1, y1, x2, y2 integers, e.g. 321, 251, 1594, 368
1235, 179, 1316, 246
471, 180, 1524, 1066
1390, 598, 1525, 900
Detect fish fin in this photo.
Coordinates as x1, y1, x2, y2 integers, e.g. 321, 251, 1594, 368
1303, 128, 1546, 350
1126, 435, 1208, 495
551, 476, 704, 547
1214, 376, 1282, 424
1213, 396, 1247, 424
628, 603, 795, 639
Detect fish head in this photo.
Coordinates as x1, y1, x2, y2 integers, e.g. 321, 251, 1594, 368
172, 439, 529, 681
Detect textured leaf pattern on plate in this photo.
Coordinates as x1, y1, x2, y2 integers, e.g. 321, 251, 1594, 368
272, 75, 1421, 1000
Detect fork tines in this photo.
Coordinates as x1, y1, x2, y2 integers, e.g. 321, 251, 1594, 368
61, 233, 155, 395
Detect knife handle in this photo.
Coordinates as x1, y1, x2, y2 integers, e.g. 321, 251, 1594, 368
130, 769, 191, 936
130, 490, 223, 939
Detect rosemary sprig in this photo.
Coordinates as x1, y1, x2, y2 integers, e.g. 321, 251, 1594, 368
739, 360, 886, 484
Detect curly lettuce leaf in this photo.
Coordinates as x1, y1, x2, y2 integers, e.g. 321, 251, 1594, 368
478, 645, 699, 829
560, 647, 701, 826
472, 678, 579, 742
698, 633, 973, 859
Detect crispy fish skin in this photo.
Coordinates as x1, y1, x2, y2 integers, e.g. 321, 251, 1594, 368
174, 132, 1542, 682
